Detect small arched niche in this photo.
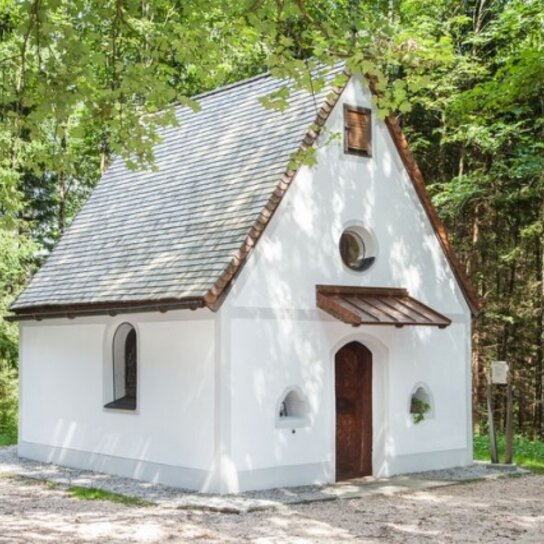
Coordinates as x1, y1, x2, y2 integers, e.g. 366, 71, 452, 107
276, 387, 309, 428
409, 383, 434, 423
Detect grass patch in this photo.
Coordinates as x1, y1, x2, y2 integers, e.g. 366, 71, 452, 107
67, 485, 152, 507
12, 477, 150, 505
474, 433, 544, 474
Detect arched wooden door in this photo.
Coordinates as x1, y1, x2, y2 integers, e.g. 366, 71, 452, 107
335, 341, 373, 480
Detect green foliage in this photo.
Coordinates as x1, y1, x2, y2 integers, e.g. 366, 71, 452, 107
0, 222, 31, 443
0, 359, 18, 445
410, 397, 431, 424
67, 486, 152, 507
0, 230, 35, 362
473, 434, 544, 474
396, 0, 544, 437
0, 1, 542, 440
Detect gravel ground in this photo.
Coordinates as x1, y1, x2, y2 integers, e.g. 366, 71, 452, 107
0, 446, 528, 511
0, 447, 276, 512
407, 461, 526, 481
0, 446, 540, 543
0, 470, 543, 543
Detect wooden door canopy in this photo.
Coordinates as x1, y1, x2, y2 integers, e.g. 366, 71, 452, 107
316, 285, 451, 328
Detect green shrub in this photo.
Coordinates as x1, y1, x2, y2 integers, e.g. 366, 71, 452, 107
0, 359, 18, 446
410, 397, 431, 424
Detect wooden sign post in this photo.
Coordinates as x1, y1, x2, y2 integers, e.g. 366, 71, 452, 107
486, 370, 498, 464
487, 361, 514, 465
504, 372, 514, 464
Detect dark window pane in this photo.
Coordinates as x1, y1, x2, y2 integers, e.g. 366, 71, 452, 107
107, 323, 137, 411
340, 230, 366, 269
125, 329, 137, 400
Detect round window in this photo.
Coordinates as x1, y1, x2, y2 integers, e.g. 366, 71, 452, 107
339, 226, 376, 271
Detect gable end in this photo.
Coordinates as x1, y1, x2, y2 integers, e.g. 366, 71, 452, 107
205, 74, 480, 317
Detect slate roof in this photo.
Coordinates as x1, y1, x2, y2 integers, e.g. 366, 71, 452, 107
11, 68, 345, 315
10, 67, 480, 319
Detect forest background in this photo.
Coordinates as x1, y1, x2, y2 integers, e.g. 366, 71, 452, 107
0, 0, 543, 445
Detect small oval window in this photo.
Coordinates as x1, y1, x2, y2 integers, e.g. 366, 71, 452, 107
339, 227, 375, 271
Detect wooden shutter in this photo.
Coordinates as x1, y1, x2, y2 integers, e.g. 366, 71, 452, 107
344, 106, 371, 156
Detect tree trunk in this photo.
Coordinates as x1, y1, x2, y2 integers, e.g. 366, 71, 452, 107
505, 371, 514, 464
537, 221, 544, 438
472, 321, 481, 431
469, 204, 483, 429
57, 171, 66, 234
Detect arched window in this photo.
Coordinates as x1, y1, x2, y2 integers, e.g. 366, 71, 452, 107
409, 383, 434, 423
105, 323, 137, 410
276, 387, 309, 428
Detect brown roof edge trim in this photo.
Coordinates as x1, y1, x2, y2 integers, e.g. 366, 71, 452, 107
364, 76, 481, 316
316, 284, 409, 297
6, 297, 206, 321
203, 72, 350, 310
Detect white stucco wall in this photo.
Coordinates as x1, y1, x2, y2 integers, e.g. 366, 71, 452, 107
220, 75, 472, 491
17, 75, 472, 494
19, 309, 216, 490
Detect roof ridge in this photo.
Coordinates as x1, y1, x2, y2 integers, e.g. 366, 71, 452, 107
192, 71, 272, 101
190, 61, 344, 102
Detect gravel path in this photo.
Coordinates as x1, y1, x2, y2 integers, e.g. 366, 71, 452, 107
1, 469, 543, 543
